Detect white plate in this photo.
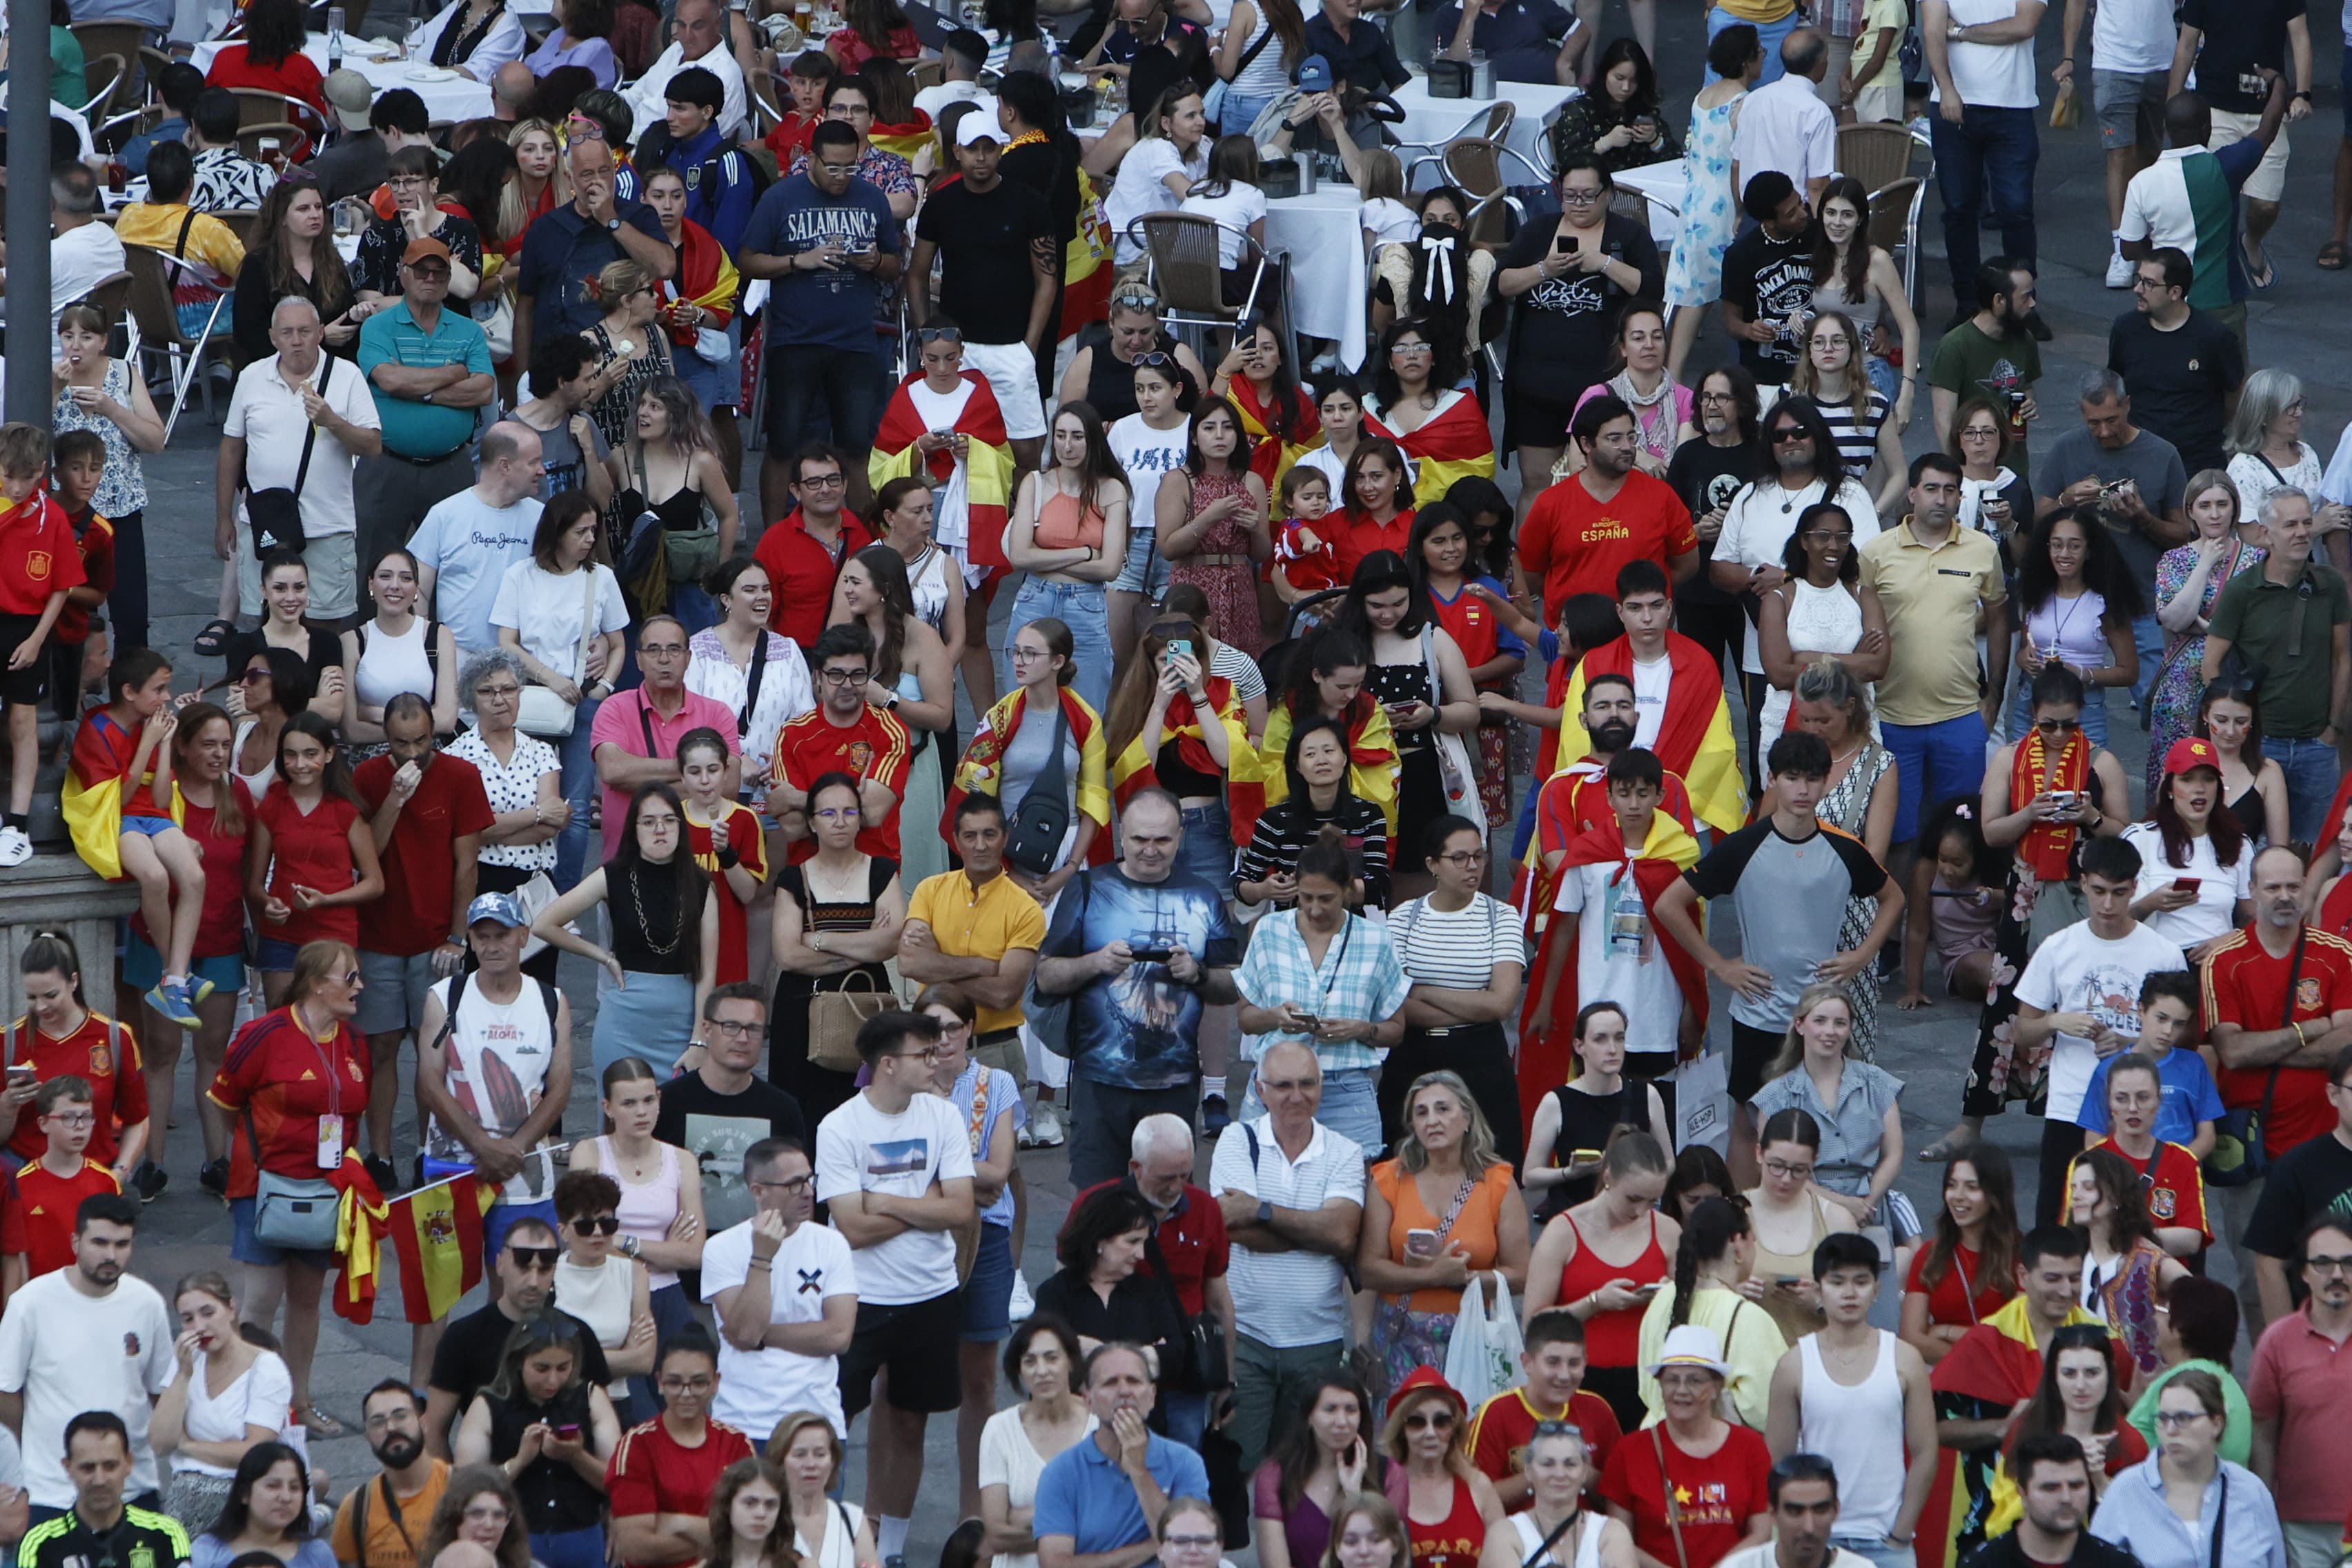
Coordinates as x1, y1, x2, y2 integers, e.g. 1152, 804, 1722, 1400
406, 65, 458, 80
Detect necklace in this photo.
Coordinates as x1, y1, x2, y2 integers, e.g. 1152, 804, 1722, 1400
627, 863, 683, 955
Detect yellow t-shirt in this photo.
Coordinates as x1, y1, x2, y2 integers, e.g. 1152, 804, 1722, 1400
112, 202, 246, 293
1714, 0, 1795, 26
905, 869, 1047, 1036
1856, 0, 1906, 90
330, 1459, 451, 1568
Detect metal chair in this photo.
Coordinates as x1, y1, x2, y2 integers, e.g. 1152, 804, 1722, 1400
79, 55, 130, 119
95, 102, 165, 154
907, 57, 944, 90
1393, 97, 1518, 173
69, 21, 148, 81
1410, 136, 1548, 205
1462, 188, 1520, 251
1126, 212, 1269, 349
1867, 175, 1925, 304
1836, 121, 1914, 194
121, 244, 235, 442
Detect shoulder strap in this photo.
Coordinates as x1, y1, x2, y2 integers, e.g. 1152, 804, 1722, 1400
740, 630, 770, 733
425, 620, 442, 680
1650, 1427, 1691, 1568
571, 567, 598, 685
427, 970, 471, 1057
638, 696, 658, 756
536, 977, 560, 1028
2209, 1467, 2226, 1568
1231, 10, 1275, 74
378, 1471, 415, 1558
1522, 1511, 1582, 1568
349, 1473, 371, 1567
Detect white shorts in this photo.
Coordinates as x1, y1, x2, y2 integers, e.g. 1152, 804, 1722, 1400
957, 338, 1048, 440
235, 525, 358, 620
2208, 108, 2290, 204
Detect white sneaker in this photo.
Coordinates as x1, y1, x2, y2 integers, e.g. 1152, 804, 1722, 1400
1008, 1271, 1037, 1320
1029, 1099, 1068, 1147
2105, 250, 2135, 288
0, 826, 32, 867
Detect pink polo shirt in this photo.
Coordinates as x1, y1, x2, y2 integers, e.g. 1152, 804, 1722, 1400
2249, 1303, 2352, 1521
587, 687, 740, 858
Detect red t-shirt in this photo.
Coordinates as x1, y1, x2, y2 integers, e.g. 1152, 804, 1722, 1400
203, 45, 327, 112
1331, 509, 1413, 585
0, 493, 86, 617
353, 753, 496, 959
253, 788, 368, 948
2201, 925, 2352, 1155
775, 705, 914, 863
762, 111, 821, 167
686, 803, 768, 987
176, 783, 256, 961
1468, 1386, 1622, 1505
2072, 1138, 2212, 1247
1426, 580, 1511, 672
207, 1008, 369, 1199
1598, 1420, 1770, 1568
56, 510, 112, 644
69, 709, 166, 818
1073, 1179, 1231, 1315
1517, 470, 1697, 619
1, 1158, 121, 1278
1, 1012, 148, 1168
753, 511, 874, 648
605, 1415, 756, 1568
1903, 1242, 2017, 1329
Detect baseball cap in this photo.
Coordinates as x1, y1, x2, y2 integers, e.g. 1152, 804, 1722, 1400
1295, 53, 1335, 92
466, 892, 530, 929
955, 106, 1006, 146
2162, 736, 2222, 775
402, 236, 453, 266
322, 68, 373, 133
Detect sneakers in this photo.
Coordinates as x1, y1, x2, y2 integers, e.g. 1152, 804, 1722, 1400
129, 1161, 168, 1202
1202, 1094, 1231, 1136
1007, 1270, 1036, 1320
0, 825, 30, 868
2105, 250, 2135, 288
1027, 1098, 1068, 1148
146, 979, 201, 1029
198, 1156, 230, 1197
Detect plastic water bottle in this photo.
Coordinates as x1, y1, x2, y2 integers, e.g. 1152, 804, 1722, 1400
326, 6, 344, 72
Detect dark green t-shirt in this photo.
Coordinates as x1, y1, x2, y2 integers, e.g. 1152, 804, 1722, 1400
1928, 321, 2044, 482
2206, 558, 2352, 736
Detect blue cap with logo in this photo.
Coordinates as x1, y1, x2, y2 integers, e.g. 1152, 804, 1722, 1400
466, 892, 530, 930
1296, 53, 1335, 92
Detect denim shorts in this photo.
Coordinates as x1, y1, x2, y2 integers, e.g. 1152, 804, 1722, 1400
1178, 801, 1235, 900
255, 935, 302, 972
122, 815, 176, 838
961, 1221, 1016, 1342
228, 1196, 337, 1271
124, 933, 244, 997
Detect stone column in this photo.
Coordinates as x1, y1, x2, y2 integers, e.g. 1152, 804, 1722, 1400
0, 856, 145, 1023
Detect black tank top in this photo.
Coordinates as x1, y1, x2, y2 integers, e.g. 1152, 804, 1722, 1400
1086, 330, 1179, 423
1536, 1081, 1647, 1220
609, 862, 693, 975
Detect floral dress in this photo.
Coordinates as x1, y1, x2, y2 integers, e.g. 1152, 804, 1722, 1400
1819, 743, 1892, 1061
1664, 91, 1743, 310
2146, 538, 2264, 801
1168, 470, 1264, 657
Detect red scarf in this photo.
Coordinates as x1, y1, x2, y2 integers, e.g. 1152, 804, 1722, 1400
2011, 727, 2090, 881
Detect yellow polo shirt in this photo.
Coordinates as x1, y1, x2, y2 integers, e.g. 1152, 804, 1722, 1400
905, 868, 1047, 1036
1859, 520, 2008, 727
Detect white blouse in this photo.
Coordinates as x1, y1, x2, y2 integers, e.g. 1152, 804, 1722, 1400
687, 626, 816, 794
447, 727, 562, 871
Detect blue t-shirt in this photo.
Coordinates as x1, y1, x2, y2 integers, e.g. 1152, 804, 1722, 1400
2077, 1046, 2227, 1146
1043, 864, 1239, 1092
409, 489, 543, 654
513, 197, 670, 342
1032, 1432, 1211, 1555
741, 172, 902, 353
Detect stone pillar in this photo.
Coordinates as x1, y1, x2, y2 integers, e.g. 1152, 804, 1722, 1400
0, 856, 144, 1022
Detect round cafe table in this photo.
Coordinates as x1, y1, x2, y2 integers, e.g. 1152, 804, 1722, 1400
188, 32, 493, 122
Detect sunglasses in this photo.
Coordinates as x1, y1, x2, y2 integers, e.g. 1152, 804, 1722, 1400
509, 1245, 560, 1270
570, 1215, 621, 1236
1770, 427, 1810, 444
917, 326, 963, 343
1133, 351, 1177, 369
1404, 1410, 1456, 1431
1110, 289, 1161, 311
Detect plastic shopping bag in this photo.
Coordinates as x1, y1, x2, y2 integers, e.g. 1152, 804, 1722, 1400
1444, 1276, 1522, 1409
1672, 1050, 1732, 1155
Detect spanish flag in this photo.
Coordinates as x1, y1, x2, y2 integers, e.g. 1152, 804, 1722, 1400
1231, 376, 1317, 505
1063, 167, 1116, 336
870, 369, 1014, 573
945, 687, 1113, 849
1231, 695, 1399, 847
1550, 633, 1745, 835
656, 217, 740, 340
1366, 389, 1495, 510
866, 110, 934, 166
1110, 678, 1261, 812
333, 1158, 493, 1326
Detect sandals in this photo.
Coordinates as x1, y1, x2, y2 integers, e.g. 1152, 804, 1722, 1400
192, 618, 237, 658
2322, 241, 2348, 271
1915, 1134, 1971, 1163
297, 1402, 345, 1438
2244, 241, 2277, 290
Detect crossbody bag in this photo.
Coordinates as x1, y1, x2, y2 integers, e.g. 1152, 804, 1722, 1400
517, 567, 600, 738
242, 357, 339, 555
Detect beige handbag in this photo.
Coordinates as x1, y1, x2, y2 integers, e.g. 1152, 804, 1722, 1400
807, 970, 894, 1072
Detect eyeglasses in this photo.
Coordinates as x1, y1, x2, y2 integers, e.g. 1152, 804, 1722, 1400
1133, 351, 1176, 369
1530, 1420, 1585, 1439
2151, 1410, 2213, 1429
820, 667, 872, 685
509, 1245, 560, 1270
748, 1175, 814, 1193
708, 1018, 763, 1037
1698, 389, 1738, 404
389, 175, 431, 188
1559, 186, 1604, 204
1801, 528, 1854, 542
812, 805, 860, 821
570, 1215, 622, 1235
640, 643, 687, 658
1110, 289, 1161, 312
1389, 341, 1433, 355
2306, 1253, 2352, 1276
818, 161, 862, 177
238, 669, 271, 684
2130, 275, 2170, 291
1010, 646, 1052, 663
796, 472, 847, 489
658, 1374, 716, 1392
1163, 1538, 1221, 1551
476, 681, 522, 699
1770, 427, 1810, 444
462, 1505, 512, 1524
894, 1045, 945, 1063
917, 326, 963, 342
1762, 1159, 1814, 1180
1435, 850, 1485, 867
42, 1110, 93, 1127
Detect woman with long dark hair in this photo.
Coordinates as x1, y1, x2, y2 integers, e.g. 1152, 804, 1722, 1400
611, 375, 738, 625
1736, 1105, 1858, 1343
2194, 676, 2290, 849
245, 713, 384, 1006
1328, 439, 1417, 588
1522, 1003, 1669, 1222
225, 645, 312, 799
1235, 628, 1399, 855
1635, 1195, 1787, 1428
685, 559, 815, 815
226, 551, 349, 725
1291, 376, 1375, 504
564, 1060, 703, 1364
1212, 320, 1318, 511
700, 1459, 792, 1568
1212, 0, 1306, 133
1337, 552, 1478, 899
1365, 320, 1488, 513
2008, 508, 2145, 746
1103, 609, 1246, 899
834, 544, 952, 887
1755, 502, 1886, 742
155, 1273, 291, 1533
1160, 397, 1271, 658
191, 1442, 331, 1568
231, 176, 361, 369
1788, 311, 1904, 511
1236, 714, 1390, 910
1251, 1375, 1386, 1568
827, 0, 920, 68
1549, 39, 1679, 173
204, 0, 326, 110
342, 548, 462, 752
531, 783, 717, 1077
406, 0, 526, 81
452, 1314, 621, 1568
1565, 304, 1692, 479
2068, 1146, 2191, 1376
1409, 503, 1522, 834
1, 928, 148, 1184
2121, 738, 2250, 961
1899, 1142, 2020, 1364
770, 772, 904, 1124
1810, 176, 1920, 421
1032, 1186, 1188, 1379
1523, 1129, 1676, 1430
1993, 1323, 2147, 1516
1371, 191, 1492, 384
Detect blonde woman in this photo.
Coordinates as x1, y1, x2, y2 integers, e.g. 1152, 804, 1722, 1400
771, 1411, 884, 1568
578, 259, 672, 451
1380, 1369, 1502, 1568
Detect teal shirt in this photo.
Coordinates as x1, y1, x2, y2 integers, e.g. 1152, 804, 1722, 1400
357, 299, 491, 458
2124, 1359, 2252, 1467
49, 28, 85, 112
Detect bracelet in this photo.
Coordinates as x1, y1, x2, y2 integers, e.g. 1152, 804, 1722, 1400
2294, 1021, 2309, 1048
747, 1257, 772, 1270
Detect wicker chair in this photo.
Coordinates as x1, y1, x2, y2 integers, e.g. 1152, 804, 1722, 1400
1125, 212, 1268, 347
1837, 121, 1914, 195
121, 244, 235, 441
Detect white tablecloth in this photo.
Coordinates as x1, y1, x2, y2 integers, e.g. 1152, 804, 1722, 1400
1263, 184, 1369, 369
1611, 158, 1685, 245
1392, 77, 1576, 183
187, 35, 493, 123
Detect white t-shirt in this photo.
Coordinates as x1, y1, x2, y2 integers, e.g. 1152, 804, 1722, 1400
1360, 197, 1422, 249
411, 490, 544, 653
173, 1349, 295, 1478
814, 1091, 977, 1305
913, 79, 988, 119
2120, 822, 2253, 950
979, 1405, 1099, 1568
2090, 0, 2175, 74
2014, 919, 2188, 1124
1930, 0, 2039, 106
489, 560, 631, 681
1630, 651, 1672, 750
699, 1217, 858, 1437
1177, 182, 1269, 270
0, 1269, 177, 1508
224, 354, 382, 544
1553, 860, 1684, 1057
1106, 137, 1208, 262
1109, 414, 1190, 543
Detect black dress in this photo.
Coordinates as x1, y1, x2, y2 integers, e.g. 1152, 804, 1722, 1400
770, 856, 898, 1127
1533, 1081, 1649, 1221
1031, 1266, 1189, 1400
1368, 660, 1443, 840
483, 1382, 604, 1538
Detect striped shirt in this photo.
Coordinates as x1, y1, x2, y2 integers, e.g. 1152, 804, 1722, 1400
1234, 908, 1413, 1072
1815, 386, 1891, 478
1209, 1113, 1366, 1347
1237, 794, 1391, 909
1389, 892, 1524, 991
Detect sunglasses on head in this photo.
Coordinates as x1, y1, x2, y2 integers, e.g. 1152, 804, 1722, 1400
917, 326, 963, 343
1133, 351, 1176, 369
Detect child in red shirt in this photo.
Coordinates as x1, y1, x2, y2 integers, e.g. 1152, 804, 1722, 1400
1273, 467, 1339, 604
678, 726, 769, 986
1, 1074, 124, 1291
47, 431, 114, 734
0, 424, 86, 868
761, 50, 836, 166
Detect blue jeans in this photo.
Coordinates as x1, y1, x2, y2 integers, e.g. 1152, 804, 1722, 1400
531, 1527, 606, 1568
1162, 1390, 1209, 1452
2271, 734, 2340, 843
1865, 354, 1899, 403
1006, 576, 1115, 718
1241, 1064, 1381, 1152
2130, 612, 2164, 712
1707, 4, 1797, 83
1179, 801, 1234, 899
1881, 710, 1992, 845
1930, 104, 2039, 310
556, 694, 603, 892
1219, 91, 1279, 135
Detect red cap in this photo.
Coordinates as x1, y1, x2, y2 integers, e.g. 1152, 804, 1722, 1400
401, 235, 453, 266
1384, 1365, 1467, 1422
2163, 736, 2222, 775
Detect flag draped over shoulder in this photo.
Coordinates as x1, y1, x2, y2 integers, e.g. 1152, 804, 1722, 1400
1551, 634, 1745, 834
870, 370, 1015, 573
658, 219, 740, 337
1517, 805, 1706, 1135
1232, 696, 1399, 847
866, 112, 934, 164
1110, 678, 1261, 811
1366, 390, 1495, 509
945, 688, 1113, 846
1231, 377, 1317, 503
333, 1156, 493, 1326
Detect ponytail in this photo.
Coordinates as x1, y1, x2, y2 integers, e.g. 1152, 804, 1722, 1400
1668, 1195, 1749, 1331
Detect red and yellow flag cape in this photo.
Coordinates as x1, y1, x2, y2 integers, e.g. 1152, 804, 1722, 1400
1366, 389, 1495, 510
866, 111, 934, 165
1232, 695, 1399, 847
1231, 375, 1318, 502
870, 369, 1015, 572
656, 217, 739, 340
1110, 677, 1262, 810
1550, 633, 1745, 835
333, 1155, 496, 1326
945, 687, 1113, 851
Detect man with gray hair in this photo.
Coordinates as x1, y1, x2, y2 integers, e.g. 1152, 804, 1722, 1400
408, 422, 545, 654
1035, 787, 1239, 1190
219, 295, 384, 624
1073, 1113, 1237, 1450
1729, 29, 1836, 204
1209, 1037, 1364, 1473
32, 168, 125, 334
2205, 487, 2352, 840
2035, 367, 2190, 708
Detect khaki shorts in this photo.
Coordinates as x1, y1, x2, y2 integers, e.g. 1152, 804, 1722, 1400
2208, 107, 2290, 203
235, 525, 358, 621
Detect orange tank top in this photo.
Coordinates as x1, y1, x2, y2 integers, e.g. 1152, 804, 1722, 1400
1036, 490, 1106, 551
1558, 1211, 1669, 1368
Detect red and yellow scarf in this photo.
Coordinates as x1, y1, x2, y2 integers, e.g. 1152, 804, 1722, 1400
1231, 375, 1317, 500
1231, 694, 1399, 847
656, 217, 738, 342
870, 370, 1014, 572
943, 687, 1113, 847
2011, 726, 2090, 881
1110, 677, 1262, 809
1365, 390, 1496, 509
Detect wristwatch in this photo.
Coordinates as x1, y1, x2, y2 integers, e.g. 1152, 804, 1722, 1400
606, 216, 623, 232
1255, 1199, 1273, 1225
